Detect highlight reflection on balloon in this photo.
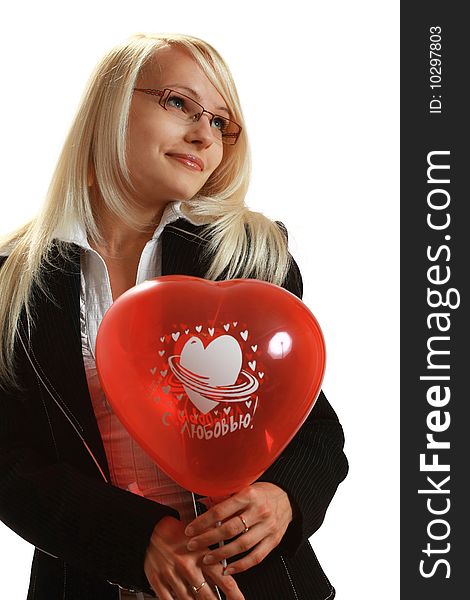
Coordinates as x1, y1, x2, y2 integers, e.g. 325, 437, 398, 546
268, 332, 293, 359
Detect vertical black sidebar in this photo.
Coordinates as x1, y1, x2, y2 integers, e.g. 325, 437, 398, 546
401, 4, 469, 598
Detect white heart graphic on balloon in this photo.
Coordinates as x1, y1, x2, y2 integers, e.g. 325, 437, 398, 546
180, 335, 242, 414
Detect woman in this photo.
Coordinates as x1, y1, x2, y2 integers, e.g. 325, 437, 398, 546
0, 33, 348, 599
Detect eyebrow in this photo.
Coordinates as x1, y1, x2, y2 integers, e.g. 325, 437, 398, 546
165, 84, 231, 116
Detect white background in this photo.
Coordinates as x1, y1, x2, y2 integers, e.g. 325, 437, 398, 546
0, 1, 399, 598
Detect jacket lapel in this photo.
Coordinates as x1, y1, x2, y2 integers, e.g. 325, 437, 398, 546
27, 220, 210, 479
27, 244, 110, 478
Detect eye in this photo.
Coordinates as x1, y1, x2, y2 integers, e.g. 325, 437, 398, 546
211, 115, 229, 132
166, 94, 187, 111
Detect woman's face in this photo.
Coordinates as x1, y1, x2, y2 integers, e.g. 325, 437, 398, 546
126, 46, 227, 209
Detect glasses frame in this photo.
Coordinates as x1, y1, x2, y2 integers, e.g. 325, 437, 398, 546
133, 87, 242, 145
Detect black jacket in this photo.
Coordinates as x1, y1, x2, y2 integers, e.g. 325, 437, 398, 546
0, 218, 348, 599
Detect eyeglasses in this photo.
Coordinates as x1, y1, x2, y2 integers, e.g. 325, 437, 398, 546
133, 88, 242, 145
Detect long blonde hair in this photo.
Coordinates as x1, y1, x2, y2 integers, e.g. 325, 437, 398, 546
0, 33, 291, 390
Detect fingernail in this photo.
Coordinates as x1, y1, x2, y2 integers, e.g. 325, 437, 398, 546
203, 555, 215, 565
223, 568, 234, 576
185, 526, 194, 537
186, 541, 197, 551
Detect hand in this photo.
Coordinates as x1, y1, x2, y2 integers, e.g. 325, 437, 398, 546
184, 483, 293, 576
144, 515, 245, 600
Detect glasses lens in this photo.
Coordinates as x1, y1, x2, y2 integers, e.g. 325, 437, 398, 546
164, 90, 202, 121
163, 90, 240, 145
211, 116, 241, 145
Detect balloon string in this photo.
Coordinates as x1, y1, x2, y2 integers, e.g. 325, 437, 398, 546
216, 520, 227, 569
205, 497, 229, 569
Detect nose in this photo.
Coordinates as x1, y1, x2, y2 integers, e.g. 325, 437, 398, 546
184, 112, 218, 147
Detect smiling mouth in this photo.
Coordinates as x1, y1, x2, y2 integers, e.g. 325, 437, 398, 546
166, 154, 204, 171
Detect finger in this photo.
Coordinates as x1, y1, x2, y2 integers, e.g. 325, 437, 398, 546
178, 566, 219, 600
187, 509, 260, 551
185, 490, 252, 536
191, 580, 218, 600
165, 573, 195, 600
201, 525, 263, 565
185, 578, 218, 600
149, 579, 175, 600
222, 538, 273, 576
203, 563, 245, 600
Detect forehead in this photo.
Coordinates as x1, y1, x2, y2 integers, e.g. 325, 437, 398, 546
138, 46, 228, 113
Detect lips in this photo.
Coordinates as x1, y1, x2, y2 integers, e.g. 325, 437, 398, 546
166, 153, 204, 171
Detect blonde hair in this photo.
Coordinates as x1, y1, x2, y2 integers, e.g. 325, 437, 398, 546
0, 33, 291, 390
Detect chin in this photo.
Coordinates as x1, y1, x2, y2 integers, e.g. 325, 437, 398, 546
171, 186, 204, 202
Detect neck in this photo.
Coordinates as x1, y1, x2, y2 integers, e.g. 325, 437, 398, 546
90, 191, 169, 257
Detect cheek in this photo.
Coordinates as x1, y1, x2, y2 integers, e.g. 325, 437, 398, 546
200, 149, 225, 191
126, 119, 149, 165
127, 108, 167, 155
126, 124, 165, 175
209, 146, 224, 174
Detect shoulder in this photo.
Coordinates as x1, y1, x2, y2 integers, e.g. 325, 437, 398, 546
274, 221, 303, 300
282, 255, 303, 299
161, 218, 210, 252
0, 243, 81, 304
162, 217, 304, 298
275, 220, 288, 241
0, 241, 80, 266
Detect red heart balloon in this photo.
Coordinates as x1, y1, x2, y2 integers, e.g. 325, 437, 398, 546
96, 276, 325, 497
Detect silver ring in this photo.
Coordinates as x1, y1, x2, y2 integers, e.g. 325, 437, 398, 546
238, 514, 249, 534
190, 579, 207, 594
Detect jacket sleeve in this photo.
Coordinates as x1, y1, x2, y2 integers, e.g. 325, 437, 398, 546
0, 259, 176, 594
0, 359, 180, 595
255, 244, 349, 557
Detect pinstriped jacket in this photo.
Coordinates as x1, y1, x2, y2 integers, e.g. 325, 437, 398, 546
0, 218, 348, 599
